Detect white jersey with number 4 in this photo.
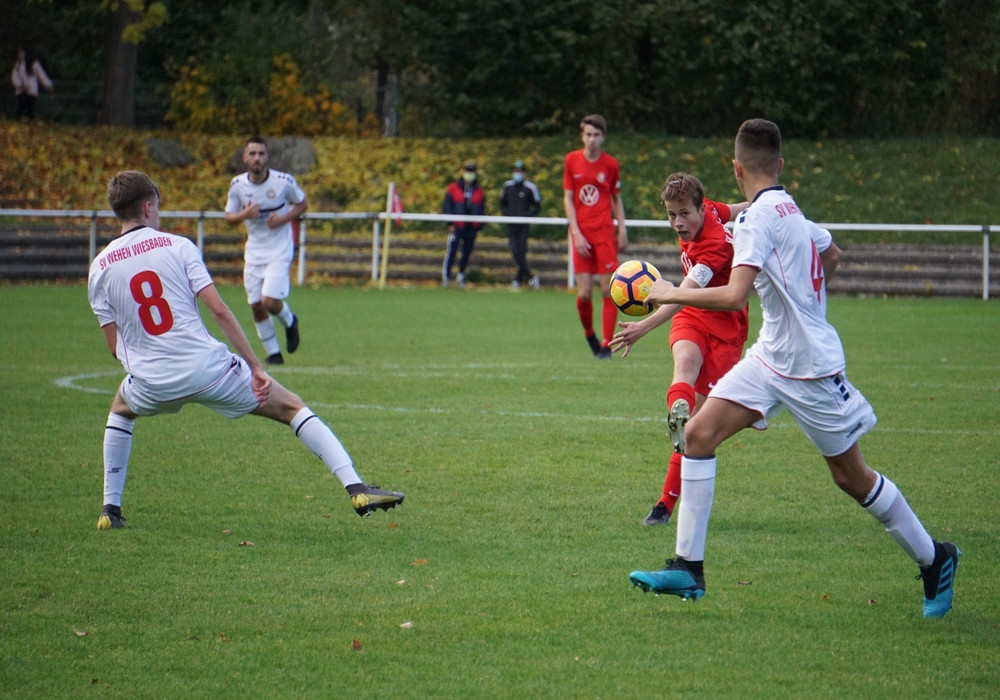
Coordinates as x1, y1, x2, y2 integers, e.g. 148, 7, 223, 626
88, 226, 232, 400
732, 186, 845, 379
225, 169, 305, 265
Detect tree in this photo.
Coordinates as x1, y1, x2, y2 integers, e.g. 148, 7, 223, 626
325, 0, 418, 136
99, 1, 167, 126
23, 0, 166, 126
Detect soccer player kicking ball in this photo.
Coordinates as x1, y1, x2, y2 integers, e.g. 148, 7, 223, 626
628, 120, 959, 618
89, 171, 403, 530
611, 173, 748, 527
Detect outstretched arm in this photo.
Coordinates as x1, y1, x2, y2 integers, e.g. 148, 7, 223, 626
647, 264, 757, 312
610, 276, 700, 358
197, 284, 271, 404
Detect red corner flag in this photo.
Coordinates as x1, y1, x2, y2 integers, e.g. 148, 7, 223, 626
391, 188, 404, 226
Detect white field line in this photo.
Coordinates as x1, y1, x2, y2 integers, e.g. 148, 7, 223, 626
53, 367, 999, 437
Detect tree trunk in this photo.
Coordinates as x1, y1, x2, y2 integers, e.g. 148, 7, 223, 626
378, 64, 400, 137
99, 2, 139, 127
307, 0, 325, 88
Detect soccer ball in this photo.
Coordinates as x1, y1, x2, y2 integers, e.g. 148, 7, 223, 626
609, 260, 661, 316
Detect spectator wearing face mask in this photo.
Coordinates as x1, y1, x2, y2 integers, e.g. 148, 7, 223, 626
442, 162, 486, 287
499, 160, 542, 289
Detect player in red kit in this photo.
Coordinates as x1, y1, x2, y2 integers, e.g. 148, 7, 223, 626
563, 114, 629, 359
611, 173, 748, 525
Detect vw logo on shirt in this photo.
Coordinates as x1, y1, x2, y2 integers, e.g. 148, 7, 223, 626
579, 184, 600, 206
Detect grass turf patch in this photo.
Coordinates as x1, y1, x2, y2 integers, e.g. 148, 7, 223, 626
1, 284, 998, 698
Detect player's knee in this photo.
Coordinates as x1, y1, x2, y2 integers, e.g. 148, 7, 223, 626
683, 420, 716, 457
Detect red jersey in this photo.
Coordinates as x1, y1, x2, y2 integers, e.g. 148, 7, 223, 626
563, 149, 621, 242
676, 199, 749, 346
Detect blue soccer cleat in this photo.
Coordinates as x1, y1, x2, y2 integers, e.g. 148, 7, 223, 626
629, 558, 705, 600
919, 541, 960, 618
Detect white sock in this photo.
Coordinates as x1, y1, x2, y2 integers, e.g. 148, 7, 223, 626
290, 408, 362, 487
103, 413, 135, 507
676, 456, 716, 561
862, 473, 935, 566
255, 318, 281, 355
275, 302, 294, 328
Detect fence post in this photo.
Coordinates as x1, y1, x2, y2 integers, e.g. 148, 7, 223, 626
372, 218, 382, 281
566, 234, 575, 289
983, 225, 990, 301
89, 212, 98, 262
297, 217, 306, 287
197, 213, 205, 254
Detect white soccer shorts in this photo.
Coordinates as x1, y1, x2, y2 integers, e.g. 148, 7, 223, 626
711, 354, 878, 457
244, 259, 292, 304
119, 355, 261, 419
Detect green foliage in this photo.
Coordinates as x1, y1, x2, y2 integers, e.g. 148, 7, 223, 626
162, 0, 372, 135
3, 124, 1000, 243
112, 0, 168, 44
11, 0, 1000, 137
166, 54, 372, 136
1, 286, 998, 697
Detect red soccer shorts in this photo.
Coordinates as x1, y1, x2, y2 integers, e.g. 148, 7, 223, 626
572, 237, 619, 276
669, 313, 744, 396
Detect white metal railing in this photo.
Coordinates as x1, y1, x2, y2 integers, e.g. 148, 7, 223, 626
0, 208, 995, 299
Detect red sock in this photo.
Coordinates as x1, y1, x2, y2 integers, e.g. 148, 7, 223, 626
601, 297, 618, 345
576, 297, 594, 336
661, 451, 682, 513
667, 381, 696, 414
660, 382, 696, 513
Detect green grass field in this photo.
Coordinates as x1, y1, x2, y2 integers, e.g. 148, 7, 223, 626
1, 283, 998, 698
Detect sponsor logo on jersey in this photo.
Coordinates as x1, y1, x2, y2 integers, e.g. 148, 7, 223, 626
579, 184, 600, 206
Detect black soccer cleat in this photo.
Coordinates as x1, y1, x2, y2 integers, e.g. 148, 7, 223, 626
586, 333, 602, 356
286, 315, 300, 354
265, 352, 284, 365
97, 504, 126, 530
919, 541, 961, 618
351, 485, 405, 517
643, 502, 671, 526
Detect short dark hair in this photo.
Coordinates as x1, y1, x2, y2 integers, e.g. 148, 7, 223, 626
580, 114, 607, 135
107, 171, 159, 221
244, 135, 267, 151
735, 119, 782, 175
661, 172, 705, 211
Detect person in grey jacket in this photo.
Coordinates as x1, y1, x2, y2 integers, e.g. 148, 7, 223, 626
499, 160, 542, 288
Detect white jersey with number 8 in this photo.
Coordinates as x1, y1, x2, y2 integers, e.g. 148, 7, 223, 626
88, 226, 232, 400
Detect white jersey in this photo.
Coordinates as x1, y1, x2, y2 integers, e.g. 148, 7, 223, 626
88, 227, 234, 400
732, 186, 845, 379
225, 169, 305, 265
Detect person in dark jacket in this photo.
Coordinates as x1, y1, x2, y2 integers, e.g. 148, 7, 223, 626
499, 160, 542, 289
442, 162, 486, 287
